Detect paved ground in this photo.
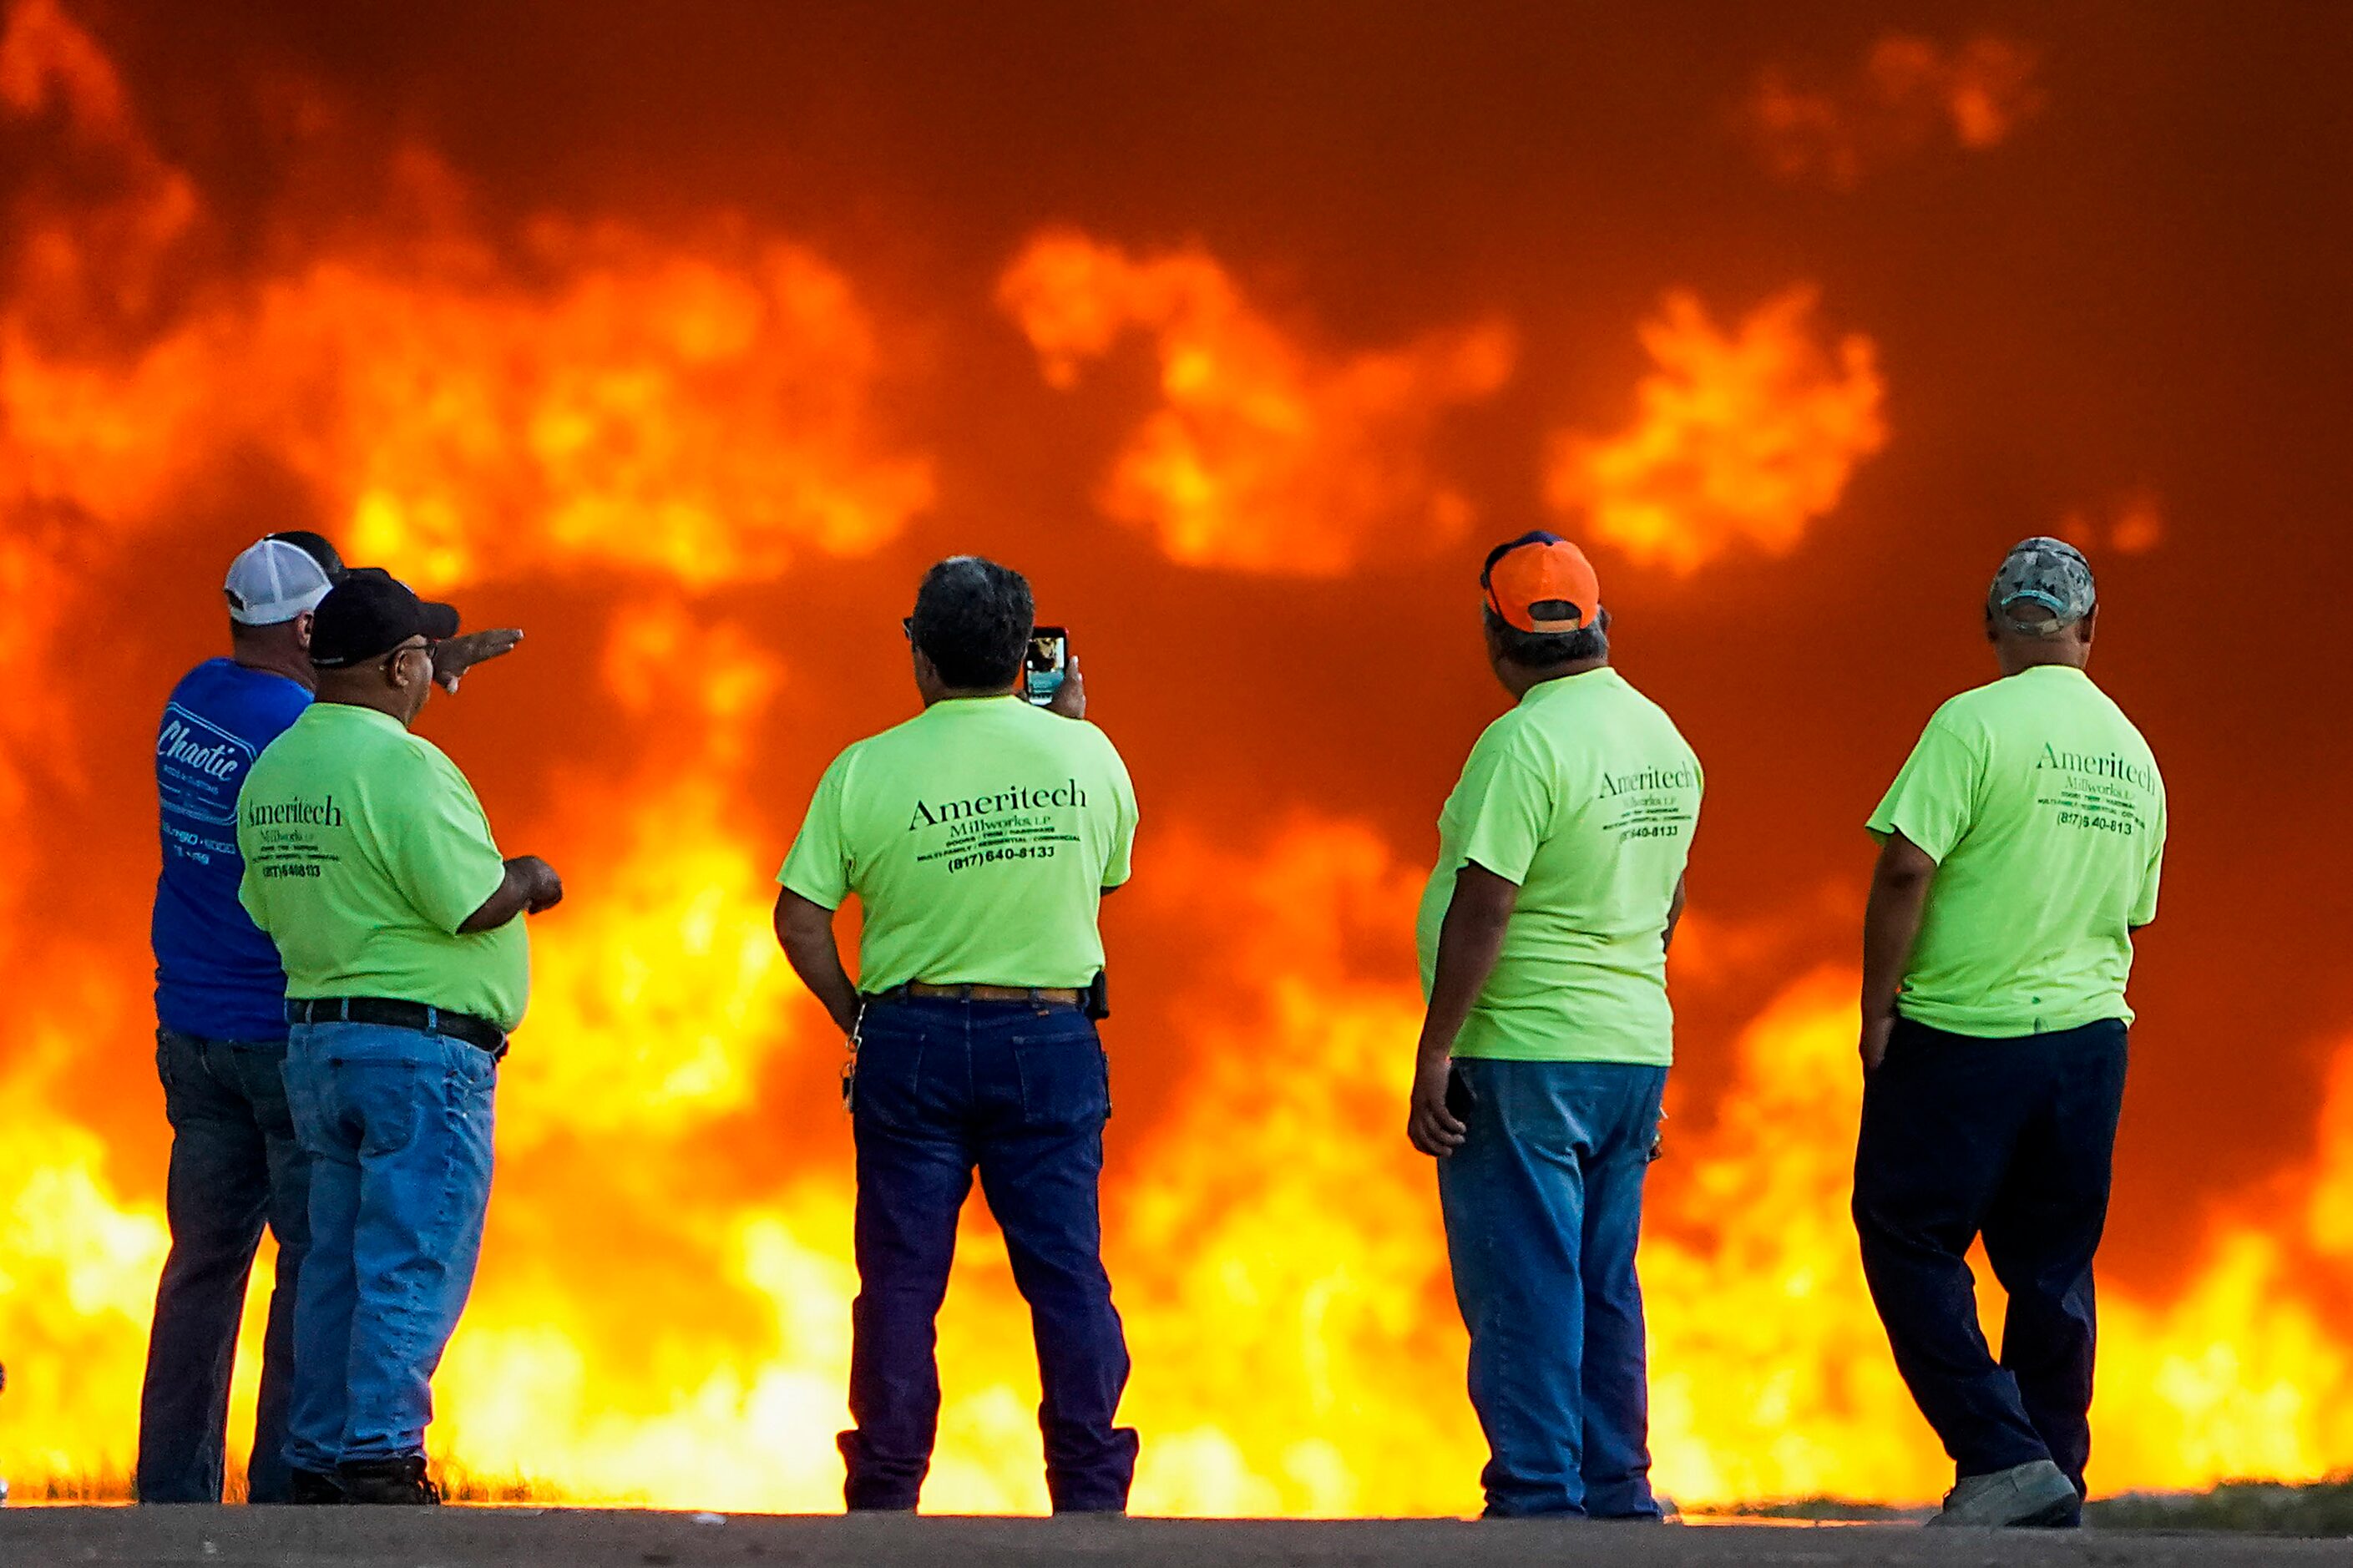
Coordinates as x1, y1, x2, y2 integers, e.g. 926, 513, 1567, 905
2, 1509, 2349, 1568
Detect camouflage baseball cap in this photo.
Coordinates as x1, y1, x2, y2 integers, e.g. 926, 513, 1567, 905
1989, 536, 2096, 633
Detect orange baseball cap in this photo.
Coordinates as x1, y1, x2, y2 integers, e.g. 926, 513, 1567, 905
1481, 531, 1602, 633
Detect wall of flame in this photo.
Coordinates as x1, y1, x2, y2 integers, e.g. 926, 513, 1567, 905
5, 0, 2353, 1514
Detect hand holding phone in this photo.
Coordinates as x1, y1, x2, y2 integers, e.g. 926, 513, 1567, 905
1025, 626, 1070, 707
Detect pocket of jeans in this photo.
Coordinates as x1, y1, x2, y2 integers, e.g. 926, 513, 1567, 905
279, 1057, 325, 1154
227, 1041, 295, 1127
1010, 1017, 1110, 1130
852, 1034, 926, 1132
446, 1039, 498, 1095
349, 1060, 426, 1157
154, 1029, 178, 1099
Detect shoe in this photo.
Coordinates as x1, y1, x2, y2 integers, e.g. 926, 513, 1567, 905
337, 1455, 442, 1505
286, 1469, 346, 1505
1925, 1459, 2081, 1528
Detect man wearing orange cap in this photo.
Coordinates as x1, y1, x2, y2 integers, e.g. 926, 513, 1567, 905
1408, 531, 1702, 1520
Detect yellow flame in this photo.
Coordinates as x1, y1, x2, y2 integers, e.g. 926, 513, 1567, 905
13, 813, 2353, 1508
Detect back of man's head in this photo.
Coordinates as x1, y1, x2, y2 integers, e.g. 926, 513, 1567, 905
224, 535, 339, 661
1988, 536, 2096, 642
1479, 530, 1610, 670
912, 556, 1033, 690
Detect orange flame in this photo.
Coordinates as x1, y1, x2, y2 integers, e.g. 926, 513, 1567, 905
1743, 34, 2045, 190
999, 230, 1514, 574
4, 214, 935, 591
2062, 491, 2167, 558
0, 0, 929, 594
8, 0, 2353, 1520
1543, 286, 1887, 574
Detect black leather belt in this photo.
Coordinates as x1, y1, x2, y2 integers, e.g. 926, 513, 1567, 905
289, 997, 509, 1059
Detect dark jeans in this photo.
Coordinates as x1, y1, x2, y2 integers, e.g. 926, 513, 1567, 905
843, 997, 1136, 1513
1435, 1057, 1668, 1519
138, 1028, 311, 1505
1852, 1015, 2128, 1500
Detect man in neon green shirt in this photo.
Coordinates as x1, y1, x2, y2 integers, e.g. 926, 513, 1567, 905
237, 572, 563, 1506
1855, 537, 2165, 1529
1406, 532, 1701, 1520
775, 556, 1139, 1515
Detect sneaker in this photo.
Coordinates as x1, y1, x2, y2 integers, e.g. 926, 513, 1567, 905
337, 1455, 442, 1506
286, 1469, 346, 1505
1925, 1459, 2080, 1528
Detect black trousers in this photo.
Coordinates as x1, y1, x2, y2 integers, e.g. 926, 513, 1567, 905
1852, 1015, 2128, 1496
139, 1029, 311, 1504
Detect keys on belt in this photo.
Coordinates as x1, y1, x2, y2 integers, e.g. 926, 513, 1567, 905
288, 996, 509, 1059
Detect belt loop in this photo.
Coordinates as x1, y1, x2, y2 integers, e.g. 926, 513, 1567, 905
337, 999, 351, 1023
425, 1004, 440, 1036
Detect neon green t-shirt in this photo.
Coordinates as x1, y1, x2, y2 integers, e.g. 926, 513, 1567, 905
1415, 667, 1703, 1065
1868, 664, 2165, 1037
236, 703, 527, 1030
777, 695, 1137, 993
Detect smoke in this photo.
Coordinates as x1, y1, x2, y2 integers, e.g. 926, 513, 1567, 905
1741, 34, 2046, 190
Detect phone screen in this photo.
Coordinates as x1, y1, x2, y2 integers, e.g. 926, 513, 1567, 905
1024, 626, 1069, 706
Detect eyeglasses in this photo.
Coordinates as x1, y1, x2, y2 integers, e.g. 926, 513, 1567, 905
902, 618, 913, 642
381, 637, 435, 673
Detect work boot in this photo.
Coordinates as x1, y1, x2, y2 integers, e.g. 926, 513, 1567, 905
1925, 1459, 2080, 1528
337, 1455, 442, 1505
286, 1469, 346, 1505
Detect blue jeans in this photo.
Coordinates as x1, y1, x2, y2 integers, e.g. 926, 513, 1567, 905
138, 1029, 311, 1504
279, 1020, 498, 1472
1853, 1016, 2127, 1505
1436, 1057, 1667, 1519
843, 998, 1136, 1512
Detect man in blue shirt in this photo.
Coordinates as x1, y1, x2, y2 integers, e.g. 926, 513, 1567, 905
139, 534, 514, 1505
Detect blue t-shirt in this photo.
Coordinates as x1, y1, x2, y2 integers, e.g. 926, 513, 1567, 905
153, 658, 312, 1039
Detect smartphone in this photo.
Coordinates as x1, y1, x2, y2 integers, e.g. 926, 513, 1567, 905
1025, 626, 1069, 706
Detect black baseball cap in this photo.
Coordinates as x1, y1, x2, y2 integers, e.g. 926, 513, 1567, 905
309, 571, 461, 668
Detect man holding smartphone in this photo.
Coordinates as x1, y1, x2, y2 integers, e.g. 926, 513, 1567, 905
1407, 532, 1701, 1520
773, 555, 1139, 1515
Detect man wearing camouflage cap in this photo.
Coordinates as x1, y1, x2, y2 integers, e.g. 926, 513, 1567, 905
1854, 538, 2167, 1528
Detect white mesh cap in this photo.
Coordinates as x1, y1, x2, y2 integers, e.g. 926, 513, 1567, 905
223, 538, 336, 625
